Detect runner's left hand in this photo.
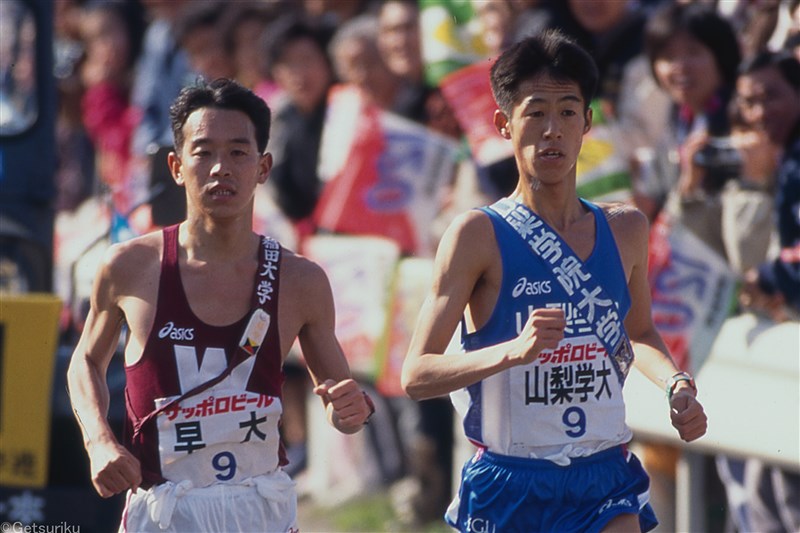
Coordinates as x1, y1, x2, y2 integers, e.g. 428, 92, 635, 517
314, 379, 372, 433
670, 391, 707, 442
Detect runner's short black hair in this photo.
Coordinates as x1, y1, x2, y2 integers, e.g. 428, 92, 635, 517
490, 29, 598, 115
170, 78, 271, 153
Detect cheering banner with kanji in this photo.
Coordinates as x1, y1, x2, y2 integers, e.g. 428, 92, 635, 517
648, 213, 739, 373
314, 85, 459, 256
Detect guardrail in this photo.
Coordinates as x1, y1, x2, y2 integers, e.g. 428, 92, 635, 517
625, 313, 800, 531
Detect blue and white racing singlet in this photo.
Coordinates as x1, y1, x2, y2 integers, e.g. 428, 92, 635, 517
454, 199, 634, 464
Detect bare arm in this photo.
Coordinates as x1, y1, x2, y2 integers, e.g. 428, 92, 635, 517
67, 245, 142, 497
296, 260, 372, 434
402, 211, 565, 400
621, 209, 707, 442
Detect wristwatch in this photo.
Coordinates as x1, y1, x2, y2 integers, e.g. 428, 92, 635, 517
666, 371, 696, 400
362, 391, 376, 425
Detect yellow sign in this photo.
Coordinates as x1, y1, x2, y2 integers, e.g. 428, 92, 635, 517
0, 293, 61, 488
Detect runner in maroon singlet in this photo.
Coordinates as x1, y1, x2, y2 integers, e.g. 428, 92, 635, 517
67, 78, 374, 532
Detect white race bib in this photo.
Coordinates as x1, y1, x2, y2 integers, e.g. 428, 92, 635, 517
508, 334, 628, 453
156, 387, 282, 487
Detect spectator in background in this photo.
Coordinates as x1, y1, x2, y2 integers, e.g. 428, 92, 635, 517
471, 0, 519, 58
329, 13, 425, 121
377, 0, 465, 145
640, 2, 741, 258
261, 15, 337, 476
128, 0, 192, 235
263, 15, 334, 228
737, 51, 800, 319
717, 101, 781, 276
130, 0, 192, 158
511, 0, 564, 45
784, 0, 800, 61
623, 6, 743, 527
378, 5, 459, 523
728, 0, 782, 60
377, 0, 424, 87
717, 50, 800, 533
78, 0, 145, 216
53, 0, 95, 213
301, 0, 374, 36
219, 0, 285, 109
173, 1, 234, 84
565, 0, 647, 121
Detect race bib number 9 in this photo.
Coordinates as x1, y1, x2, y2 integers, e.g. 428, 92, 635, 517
156, 388, 282, 486
508, 335, 627, 449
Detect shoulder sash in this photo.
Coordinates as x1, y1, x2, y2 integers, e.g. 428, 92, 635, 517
487, 198, 633, 385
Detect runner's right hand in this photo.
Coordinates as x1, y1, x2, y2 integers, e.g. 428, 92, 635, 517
88, 437, 142, 497
509, 308, 566, 365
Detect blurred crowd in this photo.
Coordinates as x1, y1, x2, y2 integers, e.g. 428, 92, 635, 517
49, 0, 800, 531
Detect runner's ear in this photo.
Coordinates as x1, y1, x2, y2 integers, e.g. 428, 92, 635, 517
494, 109, 511, 139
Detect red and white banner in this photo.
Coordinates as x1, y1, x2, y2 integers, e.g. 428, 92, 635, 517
439, 60, 513, 168
648, 213, 739, 373
314, 85, 459, 256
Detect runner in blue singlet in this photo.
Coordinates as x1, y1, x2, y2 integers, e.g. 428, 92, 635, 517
402, 30, 708, 533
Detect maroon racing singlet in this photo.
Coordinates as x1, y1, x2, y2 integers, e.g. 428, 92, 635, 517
123, 225, 285, 488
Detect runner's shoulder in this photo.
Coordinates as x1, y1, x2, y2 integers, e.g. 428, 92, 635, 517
444, 208, 495, 248
101, 231, 162, 281
598, 202, 647, 231
279, 247, 330, 293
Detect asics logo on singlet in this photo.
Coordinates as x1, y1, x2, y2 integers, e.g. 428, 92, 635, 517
158, 321, 195, 341
512, 277, 552, 298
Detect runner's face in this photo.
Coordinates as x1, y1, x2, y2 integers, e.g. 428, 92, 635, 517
172, 107, 271, 219
497, 74, 591, 187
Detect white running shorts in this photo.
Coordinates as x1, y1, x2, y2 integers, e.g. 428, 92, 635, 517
120, 470, 298, 532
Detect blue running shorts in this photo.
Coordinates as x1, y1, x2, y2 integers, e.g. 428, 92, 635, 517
446, 445, 658, 533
